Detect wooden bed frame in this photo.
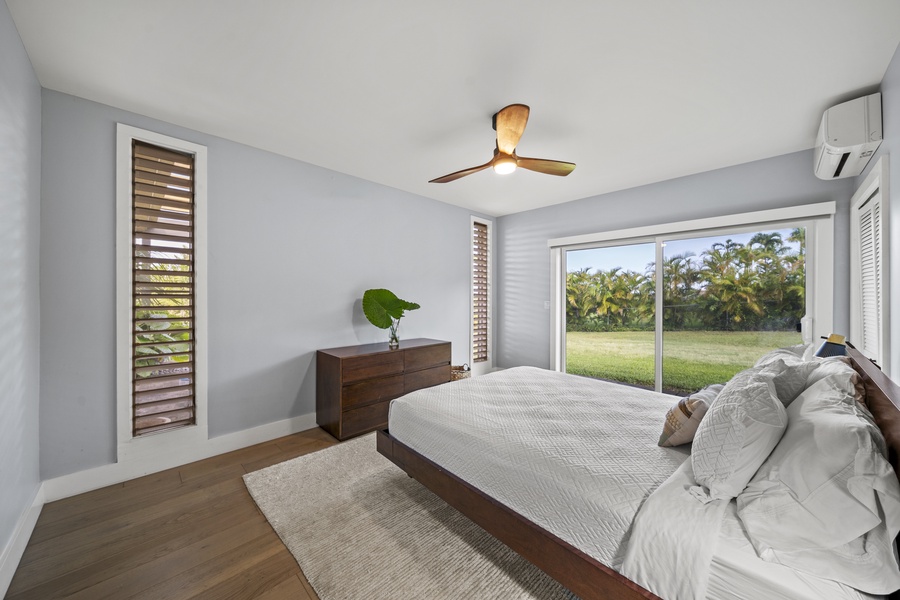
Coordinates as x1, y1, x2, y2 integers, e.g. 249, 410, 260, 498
376, 346, 900, 600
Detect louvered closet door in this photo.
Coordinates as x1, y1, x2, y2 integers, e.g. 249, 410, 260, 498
854, 191, 884, 364
131, 141, 196, 436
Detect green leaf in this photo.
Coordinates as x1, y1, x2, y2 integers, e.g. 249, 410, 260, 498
362, 289, 420, 329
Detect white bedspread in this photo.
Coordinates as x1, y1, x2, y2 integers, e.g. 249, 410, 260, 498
707, 503, 881, 600
621, 459, 728, 600
389, 366, 688, 569
388, 366, 884, 600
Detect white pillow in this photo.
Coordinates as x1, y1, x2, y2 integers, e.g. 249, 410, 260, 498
754, 344, 809, 368
736, 375, 900, 594
755, 346, 861, 405
805, 355, 866, 405
769, 358, 819, 407
690, 363, 789, 502
658, 384, 724, 447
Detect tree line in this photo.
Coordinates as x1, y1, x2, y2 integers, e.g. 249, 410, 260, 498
567, 230, 805, 332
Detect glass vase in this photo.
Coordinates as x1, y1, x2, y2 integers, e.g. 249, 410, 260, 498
388, 321, 400, 349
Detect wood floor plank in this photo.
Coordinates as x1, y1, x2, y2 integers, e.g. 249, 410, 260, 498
123, 532, 285, 600
275, 428, 337, 451
254, 574, 315, 600
19, 476, 247, 566
242, 444, 324, 473
7, 504, 265, 600
188, 549, 300, 600
122, 466, 184, 489
8, 487, 254, 595
35, 480, 128, 527
64, 514, 274, 600
297, 571, 321, 600
27, 464, 246, 546
5, 427, 335, 600
177, 441, 284, 482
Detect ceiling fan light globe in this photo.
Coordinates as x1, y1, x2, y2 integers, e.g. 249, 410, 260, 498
493, 156, 517, 175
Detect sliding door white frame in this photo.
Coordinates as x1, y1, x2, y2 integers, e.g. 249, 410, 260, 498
549, 202, 836, 387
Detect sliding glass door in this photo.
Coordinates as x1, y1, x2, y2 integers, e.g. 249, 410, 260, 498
565, 243, 656, 390
660, 228, 805, 394
562, 224, 807, 394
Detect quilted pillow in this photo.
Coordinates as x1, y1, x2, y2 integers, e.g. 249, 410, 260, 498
690, 362, 789, 502
736, 375, 900, 594
658, 384, 724, 447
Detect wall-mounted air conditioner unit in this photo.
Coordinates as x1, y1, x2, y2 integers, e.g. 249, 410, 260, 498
814, 93, 882, 180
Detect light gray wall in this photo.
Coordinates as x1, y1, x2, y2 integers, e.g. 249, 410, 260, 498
856, 41, 899, 378
40, 90, 483, 479
495, 150, 856, 369
0, 0, 42, 561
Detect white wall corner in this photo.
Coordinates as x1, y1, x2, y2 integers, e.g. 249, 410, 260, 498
0, 483, 44, 598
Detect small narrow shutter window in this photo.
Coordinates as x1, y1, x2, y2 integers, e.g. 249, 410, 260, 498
857, 195, 882, 358
131, 141, 196, 436
473, 221, 489, 363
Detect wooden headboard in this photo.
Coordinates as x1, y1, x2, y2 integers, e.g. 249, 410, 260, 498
848, 345, 900, 485
848, 346, 900, 600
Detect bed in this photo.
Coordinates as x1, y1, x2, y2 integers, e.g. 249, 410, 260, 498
376, 344, 900, 600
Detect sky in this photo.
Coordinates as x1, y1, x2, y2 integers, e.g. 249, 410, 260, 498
565, 228, 800, 274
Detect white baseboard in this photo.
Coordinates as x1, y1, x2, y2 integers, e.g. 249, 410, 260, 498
0, 483, 44, 598
42, 412, 318, 502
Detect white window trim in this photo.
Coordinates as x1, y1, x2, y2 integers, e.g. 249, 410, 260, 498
850, 155, 890, 374
549, 202, 835, 376
115, 124, 209, 464
471, 216, 493, 375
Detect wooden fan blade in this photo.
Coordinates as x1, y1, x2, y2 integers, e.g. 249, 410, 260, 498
494, 104, 530, 155
429, 160, 493, 183
516, 156, 576, 177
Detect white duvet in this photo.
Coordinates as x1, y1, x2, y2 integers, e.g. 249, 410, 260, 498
620, 459, 728, 599
388, 366, 881, 600
389, 366, 688, 569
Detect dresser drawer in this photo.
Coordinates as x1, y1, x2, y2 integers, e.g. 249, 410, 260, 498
342, 351, 404, 383
342, 374, 405, 410
404, 342, 450, 372
318, 339, 451, 440
342, 400, 391, 439
405, 364, 451, 393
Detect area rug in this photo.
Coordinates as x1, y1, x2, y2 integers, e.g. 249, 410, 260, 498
243, 433, 576, 600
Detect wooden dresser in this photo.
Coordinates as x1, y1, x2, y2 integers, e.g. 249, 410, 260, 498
316, 338, 451, 440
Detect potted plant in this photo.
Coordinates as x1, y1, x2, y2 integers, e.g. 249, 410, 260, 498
362, 288, 420, 349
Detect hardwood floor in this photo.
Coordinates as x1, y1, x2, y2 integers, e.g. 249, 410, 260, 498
5, 427, 339, 600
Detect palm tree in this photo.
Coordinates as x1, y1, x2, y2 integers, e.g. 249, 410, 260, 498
566, 268, 598, 325
565, 229, 806, 333
704, 263, 763, 328
661, 252, 702, 329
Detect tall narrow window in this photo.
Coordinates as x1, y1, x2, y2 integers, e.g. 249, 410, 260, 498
131, 141, 196, 436
472, 220, 489, 364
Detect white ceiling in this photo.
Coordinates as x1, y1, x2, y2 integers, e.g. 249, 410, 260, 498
8, 1, 900, 216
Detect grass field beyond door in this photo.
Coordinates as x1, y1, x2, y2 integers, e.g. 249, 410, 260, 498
565, 330, 802, 395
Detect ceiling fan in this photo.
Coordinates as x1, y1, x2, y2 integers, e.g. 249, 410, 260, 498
429, 104, 576, 183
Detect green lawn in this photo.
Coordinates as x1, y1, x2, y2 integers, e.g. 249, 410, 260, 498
565, 330, 802, 395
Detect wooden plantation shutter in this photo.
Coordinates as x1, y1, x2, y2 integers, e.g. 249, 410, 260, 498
473, 221, 489, 363
131, 141, 196, 436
